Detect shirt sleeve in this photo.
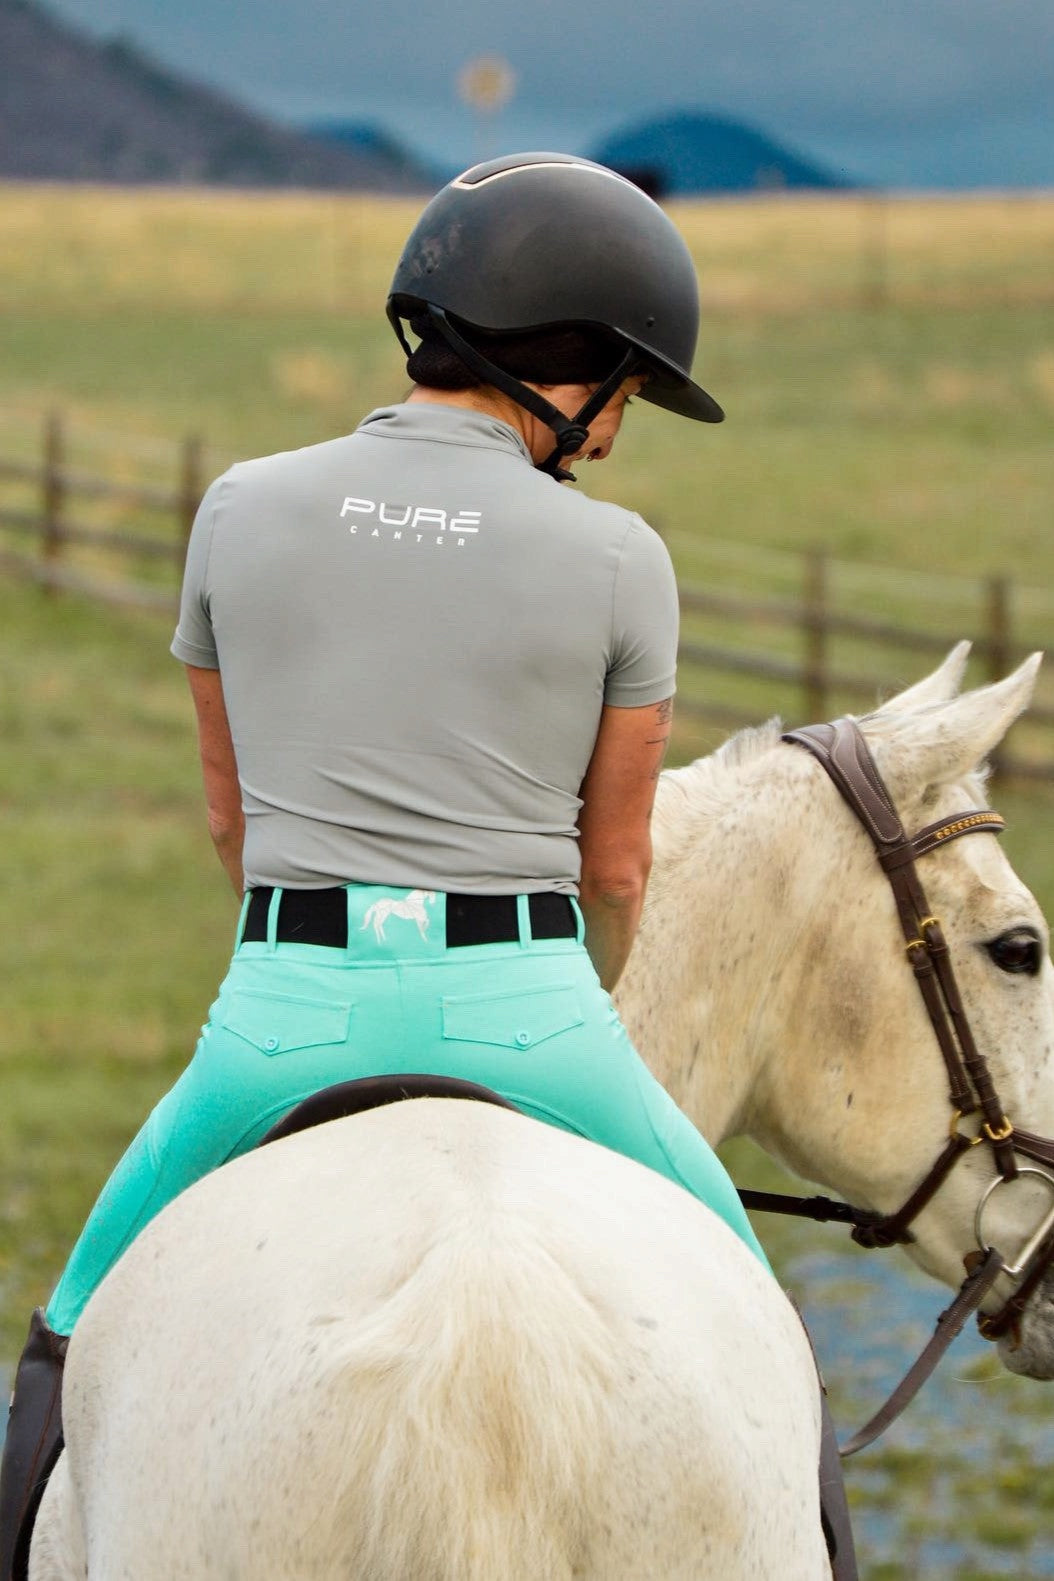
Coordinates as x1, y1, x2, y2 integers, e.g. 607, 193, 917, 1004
170, 473, 228, 669
604, 514, 680, 707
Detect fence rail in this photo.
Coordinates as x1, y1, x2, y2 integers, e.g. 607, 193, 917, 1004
0, 411, 203, 606
2, 410, 1051, 779
677, 579, 1053, 719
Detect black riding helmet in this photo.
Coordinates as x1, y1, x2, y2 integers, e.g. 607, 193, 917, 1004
387, 151, 723, 478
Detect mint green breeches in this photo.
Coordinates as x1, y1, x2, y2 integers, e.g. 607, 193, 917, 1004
47, 885, 769, 1333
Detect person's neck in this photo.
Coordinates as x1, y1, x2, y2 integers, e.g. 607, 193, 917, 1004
405, 383, 536, 453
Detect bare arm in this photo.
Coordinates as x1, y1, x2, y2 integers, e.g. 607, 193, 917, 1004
576, 697, 672, 992
185, 664, 245, 898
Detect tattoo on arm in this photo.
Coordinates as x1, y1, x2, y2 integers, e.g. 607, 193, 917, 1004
646, 697, 673, 778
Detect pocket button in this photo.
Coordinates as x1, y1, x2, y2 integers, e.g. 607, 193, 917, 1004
264, 1036, 280, 1052
515, 1030, 531, 1047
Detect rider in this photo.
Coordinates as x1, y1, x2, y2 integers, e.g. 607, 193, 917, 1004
4, 152, 848, 1578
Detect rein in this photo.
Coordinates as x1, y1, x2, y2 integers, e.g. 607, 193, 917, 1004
738, 716, 1054, 1456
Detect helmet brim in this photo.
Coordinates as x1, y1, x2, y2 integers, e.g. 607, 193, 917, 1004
634, 347, 725, 423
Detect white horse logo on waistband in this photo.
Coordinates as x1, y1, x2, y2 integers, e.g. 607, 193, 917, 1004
362, 890, 437, 942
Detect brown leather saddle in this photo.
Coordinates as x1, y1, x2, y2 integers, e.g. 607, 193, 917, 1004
258, 1073, 520, 1147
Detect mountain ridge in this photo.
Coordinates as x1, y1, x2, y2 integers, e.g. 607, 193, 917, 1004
0, 0, 434, 189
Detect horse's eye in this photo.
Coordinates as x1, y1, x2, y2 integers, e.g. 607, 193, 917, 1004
986, 929, 1043, 976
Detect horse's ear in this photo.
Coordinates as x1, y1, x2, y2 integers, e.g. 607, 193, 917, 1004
872, 652, 1042, 804
874, 642, 972, 715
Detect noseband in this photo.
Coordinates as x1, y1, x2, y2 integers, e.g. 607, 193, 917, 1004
742, 716, 1054, 1455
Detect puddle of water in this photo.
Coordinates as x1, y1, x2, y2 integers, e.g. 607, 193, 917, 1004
794, 1248, 1054, 1579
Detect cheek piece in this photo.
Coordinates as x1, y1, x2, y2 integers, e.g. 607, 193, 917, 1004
392, 305, 641, 483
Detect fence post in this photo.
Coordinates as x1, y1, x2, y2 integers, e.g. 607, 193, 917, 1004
987, 575, 1011, 777
860, 191, 890, 310
803, 548, 829, 721
986, 576, 1010, 682
178, 434, 203, 562
41, 410, 65, 590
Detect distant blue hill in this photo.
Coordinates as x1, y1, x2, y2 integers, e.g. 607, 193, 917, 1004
304, 121, 443, 192
591, 111, 858, 196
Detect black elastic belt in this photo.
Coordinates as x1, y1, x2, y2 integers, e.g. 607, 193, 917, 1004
241, 888, 577, 949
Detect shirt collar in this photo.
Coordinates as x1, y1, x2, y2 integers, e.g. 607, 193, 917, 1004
356, 402, 532, 465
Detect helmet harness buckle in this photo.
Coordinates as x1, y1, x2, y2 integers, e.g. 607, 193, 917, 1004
410, 306, 640, 482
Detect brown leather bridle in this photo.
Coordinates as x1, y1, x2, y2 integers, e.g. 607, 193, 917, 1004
739, 716, 1054, 1455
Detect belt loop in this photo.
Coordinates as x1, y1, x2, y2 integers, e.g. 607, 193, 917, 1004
516, 893, 533, 950
235, 890, 251, 948
571, 897, 585, 946
266, 887, 282, 952
345, 884, 355, 958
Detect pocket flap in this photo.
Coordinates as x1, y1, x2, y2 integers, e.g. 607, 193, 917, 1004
442, 984, 583, 1050
224, 989, 352, 1055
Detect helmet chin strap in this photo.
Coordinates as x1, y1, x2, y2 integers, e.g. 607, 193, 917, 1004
421, 307, 639, 482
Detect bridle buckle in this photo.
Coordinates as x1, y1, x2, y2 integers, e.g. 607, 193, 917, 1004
949, 1109, 985, 1147
905, 915, 942, 957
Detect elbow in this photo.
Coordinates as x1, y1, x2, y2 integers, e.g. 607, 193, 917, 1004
579, 852, 652, 913
208, 806, 243, 854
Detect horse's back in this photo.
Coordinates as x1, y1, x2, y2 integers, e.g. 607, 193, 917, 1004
35, 1100, 826, 1580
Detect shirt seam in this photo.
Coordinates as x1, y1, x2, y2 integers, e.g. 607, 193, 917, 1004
606, 514, 677, 705
607, 512, 641, 680
189, 470, 231, 649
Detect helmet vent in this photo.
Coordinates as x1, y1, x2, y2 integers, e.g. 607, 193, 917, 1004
453, 157, 629, 191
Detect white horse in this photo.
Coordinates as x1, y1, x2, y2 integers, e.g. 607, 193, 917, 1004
30, 647, 1054, 1579
618, 641, 1054, 1382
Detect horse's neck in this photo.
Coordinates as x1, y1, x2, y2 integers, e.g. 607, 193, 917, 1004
618, 750, 829, 1148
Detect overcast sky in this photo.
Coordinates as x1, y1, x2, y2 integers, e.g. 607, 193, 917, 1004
41, 0, 1054, 187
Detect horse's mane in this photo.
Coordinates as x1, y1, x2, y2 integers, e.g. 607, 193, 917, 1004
654, 719, 785, 848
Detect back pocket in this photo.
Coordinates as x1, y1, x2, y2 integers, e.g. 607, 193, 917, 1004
441, 983, 583, 1051
222, 989, 353, 1056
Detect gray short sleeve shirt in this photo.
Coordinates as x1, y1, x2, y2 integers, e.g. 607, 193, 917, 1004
172, 404, 679, 893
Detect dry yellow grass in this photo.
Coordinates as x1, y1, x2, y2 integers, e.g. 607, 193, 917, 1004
0, 184, 417, 312
671, 191, 1054, 310
2, 183, 1052, 316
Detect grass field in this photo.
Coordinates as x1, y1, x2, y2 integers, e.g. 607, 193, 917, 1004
3, 184, 1054, 1572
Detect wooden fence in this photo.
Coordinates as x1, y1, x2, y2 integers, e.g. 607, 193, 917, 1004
2, 410, 1051, 778
672, 563, 1054, 779
0, 411, 203, 612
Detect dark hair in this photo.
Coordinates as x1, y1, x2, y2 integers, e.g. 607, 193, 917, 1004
404, 312, 628, 391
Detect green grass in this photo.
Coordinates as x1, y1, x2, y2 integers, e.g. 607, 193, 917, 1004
0, 583, 236, 1351
4, 297, 1051, 555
